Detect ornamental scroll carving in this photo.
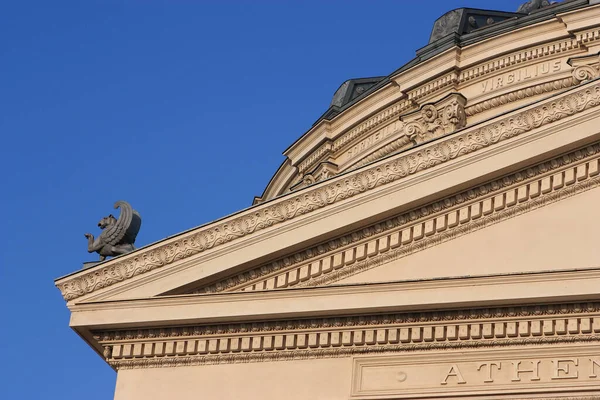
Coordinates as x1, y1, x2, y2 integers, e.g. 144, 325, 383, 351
569, 52, 600, 83
403, 94, 467, 145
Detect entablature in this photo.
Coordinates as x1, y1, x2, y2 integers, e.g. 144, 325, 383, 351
72, 274, 600, 373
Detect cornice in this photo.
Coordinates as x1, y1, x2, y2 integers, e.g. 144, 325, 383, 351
56, 81, 600, 302
577, 27, 600, 45
94, 301, 600, 369
194, 115, 600, 295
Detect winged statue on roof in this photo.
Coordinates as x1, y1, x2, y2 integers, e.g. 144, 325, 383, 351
84, 200, 142, 261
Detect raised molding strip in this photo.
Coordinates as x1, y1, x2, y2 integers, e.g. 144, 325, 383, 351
96, 302, 600, 369
465, 76, 579, 117
195, 143, 600, 294
57, 82, 600, 302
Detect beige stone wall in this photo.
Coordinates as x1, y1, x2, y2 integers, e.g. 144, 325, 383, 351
114, 358, 352, 400
113, 345, 600, 399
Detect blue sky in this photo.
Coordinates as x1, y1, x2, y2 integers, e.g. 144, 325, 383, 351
0, 1, 526, 398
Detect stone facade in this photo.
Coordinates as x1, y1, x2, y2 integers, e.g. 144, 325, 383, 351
57, 1, 600, 399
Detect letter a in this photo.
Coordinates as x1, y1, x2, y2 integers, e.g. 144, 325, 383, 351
441, 364, 467, 385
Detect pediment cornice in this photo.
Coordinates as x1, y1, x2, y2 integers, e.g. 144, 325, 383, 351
56, 80, 600, 303
193, 142, 600, 294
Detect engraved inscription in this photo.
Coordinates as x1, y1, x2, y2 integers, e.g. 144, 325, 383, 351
440, 364, 466, 385
480, 61, 562, 94
345, 120, 403, 160
477, 362, 501, 383
352, 349, 600, 399
439, 358, 600, 386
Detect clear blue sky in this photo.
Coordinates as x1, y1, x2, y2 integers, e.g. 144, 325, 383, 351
0, 1, 526, 398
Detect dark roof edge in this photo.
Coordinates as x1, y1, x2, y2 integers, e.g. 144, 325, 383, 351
313, 0, 589, 128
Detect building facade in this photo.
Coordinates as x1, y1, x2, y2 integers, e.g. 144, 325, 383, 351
56, 1, 600, 398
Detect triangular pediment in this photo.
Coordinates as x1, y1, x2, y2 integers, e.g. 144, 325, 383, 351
55, 80, 600, 305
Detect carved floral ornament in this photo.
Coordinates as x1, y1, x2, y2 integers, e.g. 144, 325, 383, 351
56, 82, 600, 302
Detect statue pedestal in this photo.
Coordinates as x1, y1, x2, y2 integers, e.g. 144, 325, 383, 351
82, 261, 101, 270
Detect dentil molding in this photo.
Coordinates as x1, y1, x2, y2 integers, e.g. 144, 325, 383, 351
95, 301, 600, 369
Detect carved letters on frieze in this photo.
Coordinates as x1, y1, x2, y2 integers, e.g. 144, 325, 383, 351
352, 348, 600, 398
465, 76, 578, 117
479, 61, 562, 94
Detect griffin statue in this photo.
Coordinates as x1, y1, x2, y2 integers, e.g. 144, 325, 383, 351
84, 200, 142, 261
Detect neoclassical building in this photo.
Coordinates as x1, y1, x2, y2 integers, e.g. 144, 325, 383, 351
57, 1, 600, 398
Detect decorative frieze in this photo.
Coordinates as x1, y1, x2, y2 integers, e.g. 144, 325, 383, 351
197, 143, 600, 294
56, 83, 600, 301
352, 348, 600, 399
96, 302, 600, 369
351, 135, 413, 170
309, 155, 600, 288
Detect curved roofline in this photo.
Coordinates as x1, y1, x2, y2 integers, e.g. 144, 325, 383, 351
260, 0, 591, 203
